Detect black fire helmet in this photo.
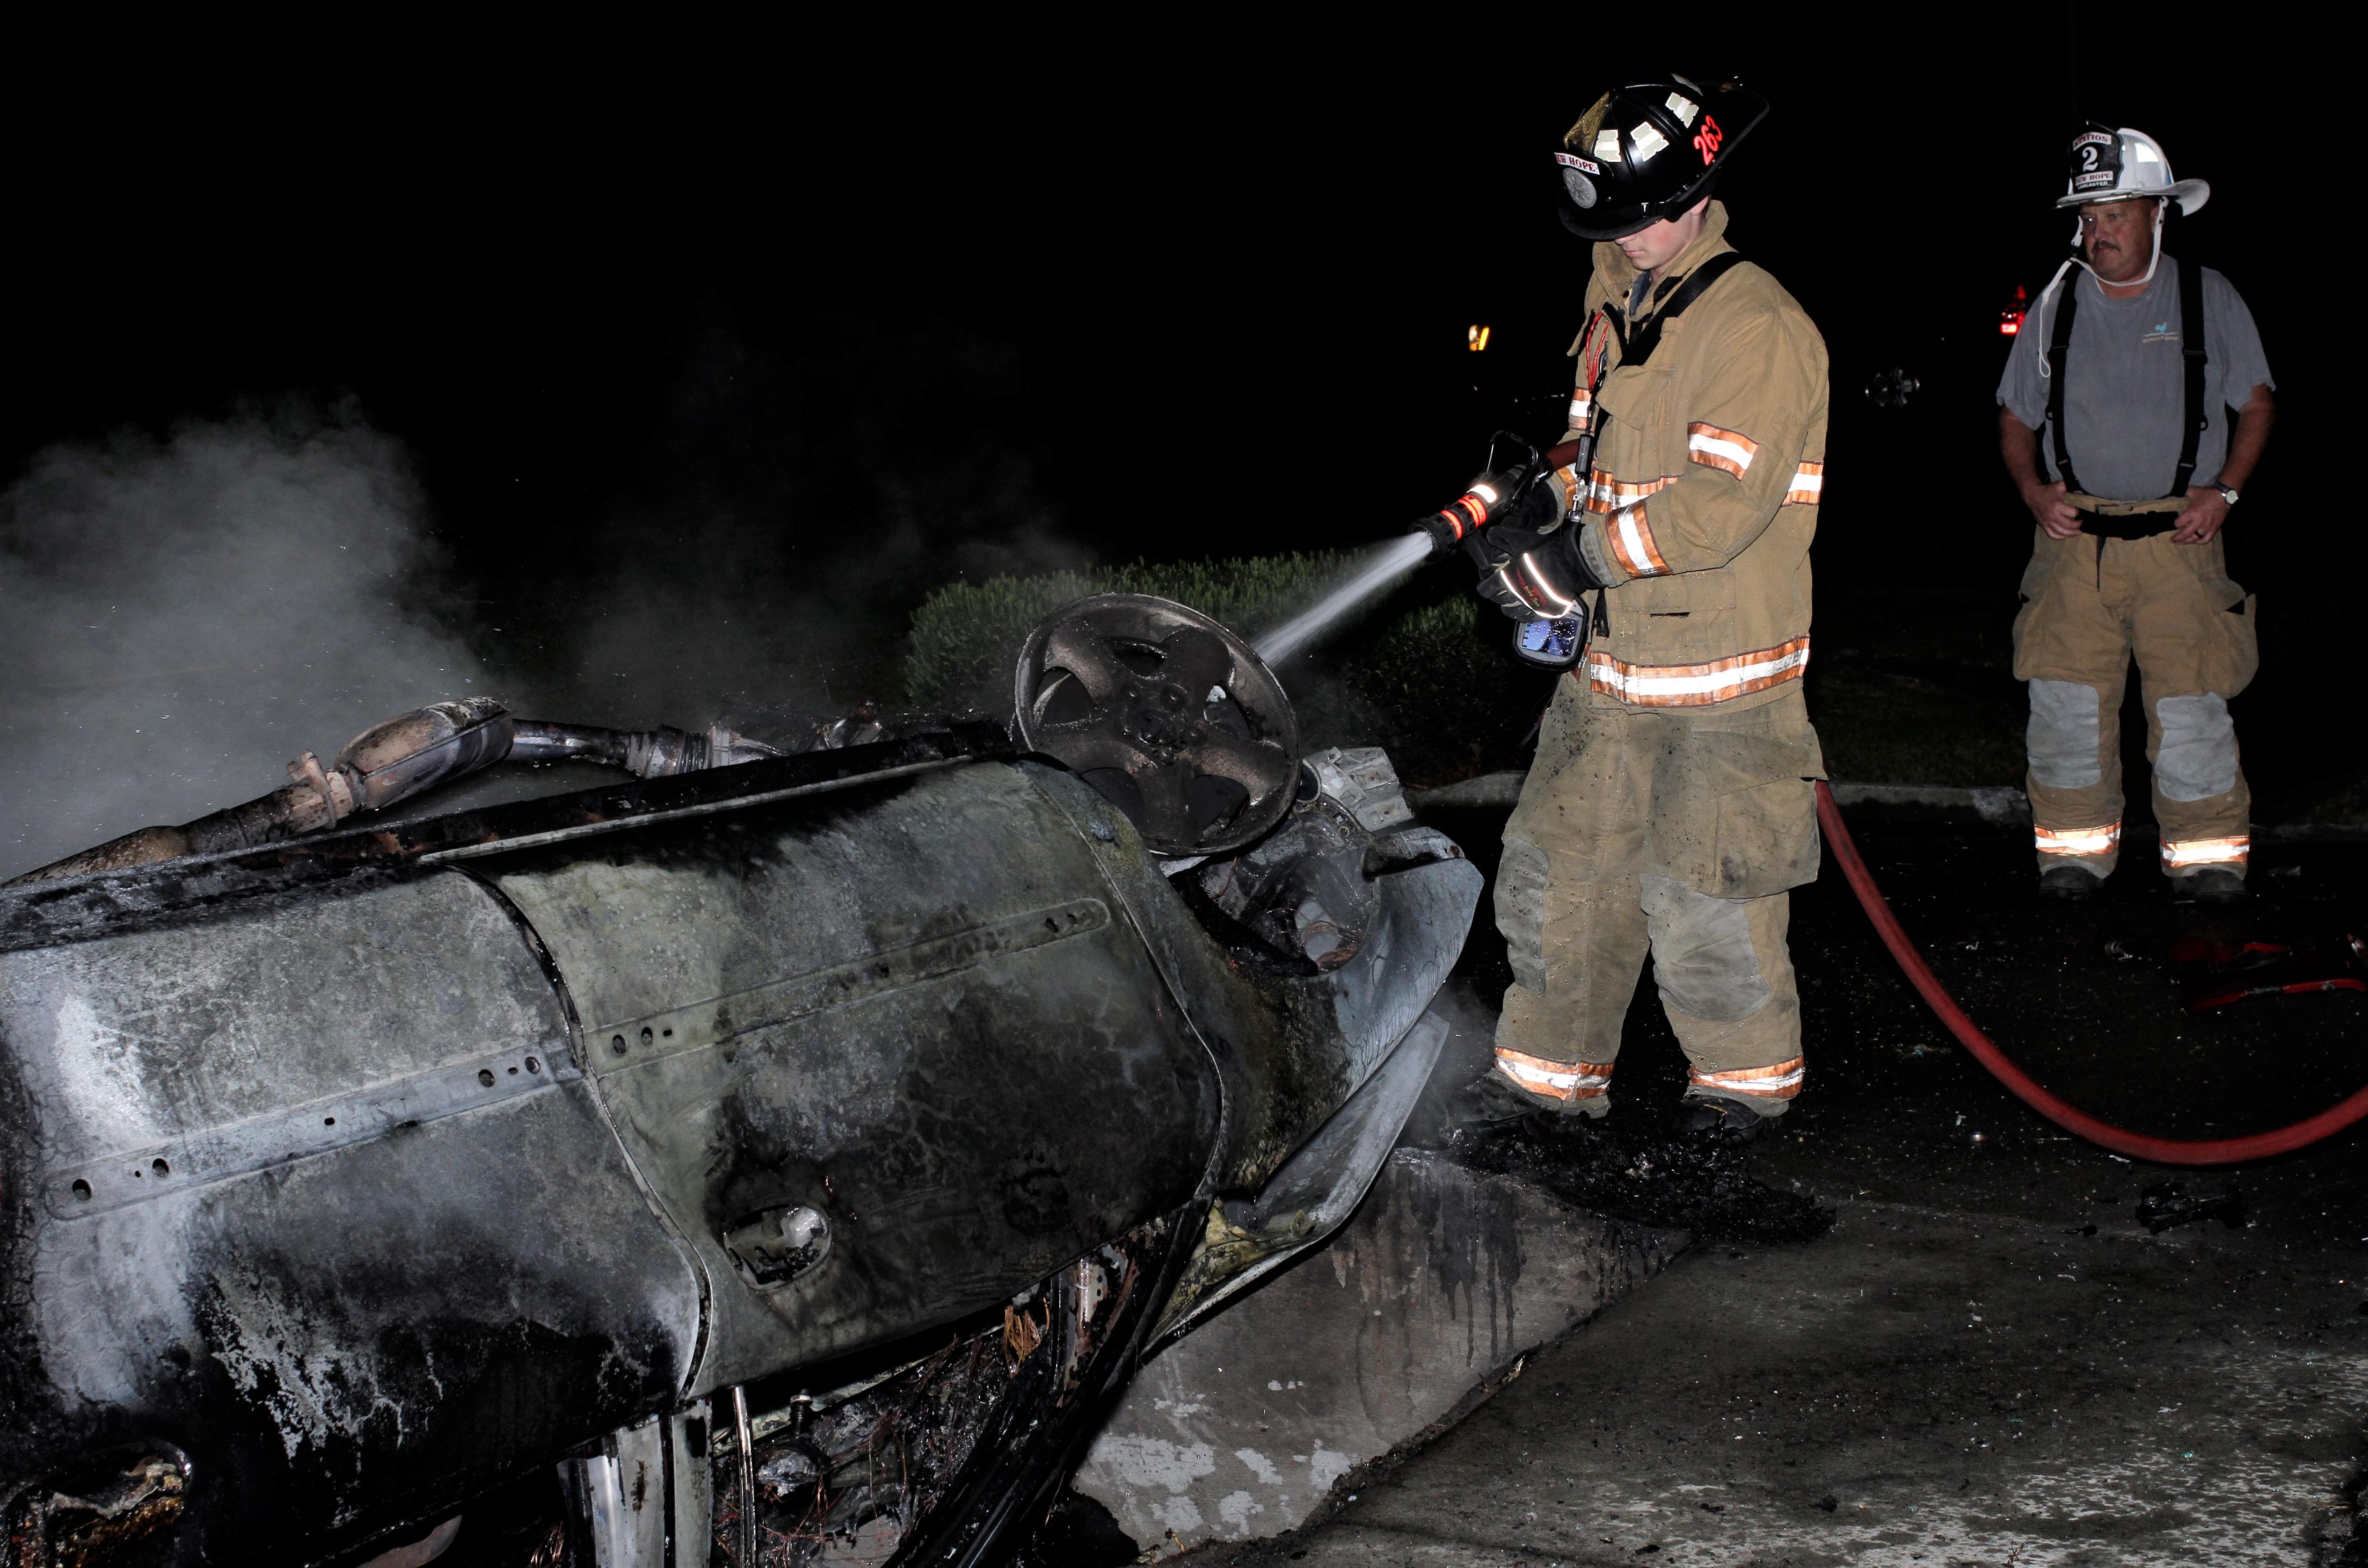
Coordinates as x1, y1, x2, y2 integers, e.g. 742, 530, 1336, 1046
1553, 76, 1769, 240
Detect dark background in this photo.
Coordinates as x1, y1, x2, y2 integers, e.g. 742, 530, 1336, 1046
0, 19, 2339, 808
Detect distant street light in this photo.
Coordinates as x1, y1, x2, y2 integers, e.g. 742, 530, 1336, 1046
1467, 325, 1491, 352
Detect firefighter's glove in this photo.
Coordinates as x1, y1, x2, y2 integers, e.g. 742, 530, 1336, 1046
1499, 476, 1560, 534
1468, 522, 1603, 619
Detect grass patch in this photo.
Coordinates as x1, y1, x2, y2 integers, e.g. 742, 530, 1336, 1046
1807, 577, 2026, 787
1807, 660, 2025, 787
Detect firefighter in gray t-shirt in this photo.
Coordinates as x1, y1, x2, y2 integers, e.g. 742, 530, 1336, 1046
1996, 124, 2276, 903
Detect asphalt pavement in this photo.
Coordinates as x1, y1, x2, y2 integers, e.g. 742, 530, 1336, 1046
1193, 811, 2368, 1566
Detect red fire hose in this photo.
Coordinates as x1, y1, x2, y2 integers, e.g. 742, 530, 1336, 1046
1814, 782, 2368, 1166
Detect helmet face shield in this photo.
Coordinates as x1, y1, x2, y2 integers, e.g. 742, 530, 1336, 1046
1552, 78, 1768, 240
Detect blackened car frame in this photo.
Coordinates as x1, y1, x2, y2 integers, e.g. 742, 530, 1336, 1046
0, 596, 1482, 1568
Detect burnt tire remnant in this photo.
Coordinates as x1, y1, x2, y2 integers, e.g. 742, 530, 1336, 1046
1449, 1118, 1834, 1245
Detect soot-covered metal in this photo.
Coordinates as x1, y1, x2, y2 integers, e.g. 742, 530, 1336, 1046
0, 597, 1483, 1567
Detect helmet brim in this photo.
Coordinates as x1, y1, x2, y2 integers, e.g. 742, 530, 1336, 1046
2055, 177, 2210, 217
1559, 204, 1683, 241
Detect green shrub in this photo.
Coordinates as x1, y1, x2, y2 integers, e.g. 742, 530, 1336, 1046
903, 572, 1115, 718
902, 553, 1555, 785
905, 553, 1372, 716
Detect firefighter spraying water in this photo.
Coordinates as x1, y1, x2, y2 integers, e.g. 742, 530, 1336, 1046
1347, 82, 2361, 1170
1288, 74, 1836, 1147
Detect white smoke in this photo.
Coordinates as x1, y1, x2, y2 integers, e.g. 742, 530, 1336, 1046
0, 407, 491, 879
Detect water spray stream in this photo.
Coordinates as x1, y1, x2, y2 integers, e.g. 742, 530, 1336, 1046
1252, 534, 1435, 667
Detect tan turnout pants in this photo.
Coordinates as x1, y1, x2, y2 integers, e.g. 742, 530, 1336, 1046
1491, 680, 1825, 1118
2012, 523, 2258, 879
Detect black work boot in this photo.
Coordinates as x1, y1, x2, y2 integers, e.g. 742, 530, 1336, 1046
2172, 868, 2249, 905
2038, 864, 2105, 901
1440, 1075, 1610, 1151
1447, 1070, 1556, 1131
1679, 1091, 1777, 1146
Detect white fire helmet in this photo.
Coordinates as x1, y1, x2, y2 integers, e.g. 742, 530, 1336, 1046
2056, 124, 2209, 216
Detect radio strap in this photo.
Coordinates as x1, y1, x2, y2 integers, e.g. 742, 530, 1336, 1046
1602, 251, 1747, 368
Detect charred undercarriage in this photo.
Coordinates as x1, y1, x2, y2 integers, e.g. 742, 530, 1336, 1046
0, 597, 1482, 1568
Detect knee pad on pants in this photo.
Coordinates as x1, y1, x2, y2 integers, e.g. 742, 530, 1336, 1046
1639, 874, 1769, 1023
1495, 834, 1549, 994
2153, 693, 2237, 802
2026, 679, 2103, 789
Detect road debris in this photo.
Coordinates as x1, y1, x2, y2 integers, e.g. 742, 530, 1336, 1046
1450, 1118, 1834, 1243
2135, 1182, 2247, 1234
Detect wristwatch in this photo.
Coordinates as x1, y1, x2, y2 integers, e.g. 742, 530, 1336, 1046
2215, 485, 2240, 507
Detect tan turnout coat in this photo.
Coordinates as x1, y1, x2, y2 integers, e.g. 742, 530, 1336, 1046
1546, 202, 1830, 712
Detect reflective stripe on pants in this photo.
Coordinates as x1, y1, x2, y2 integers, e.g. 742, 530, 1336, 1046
1494, 1048, 1614, 1105
2035, 820, 2121, 859
2162, 834, 2250, 872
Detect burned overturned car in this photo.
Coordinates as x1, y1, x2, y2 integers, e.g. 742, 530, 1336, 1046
0, 597, 1482, 1567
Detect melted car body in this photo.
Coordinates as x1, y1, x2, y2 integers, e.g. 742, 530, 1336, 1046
0, 604, 1481, 1567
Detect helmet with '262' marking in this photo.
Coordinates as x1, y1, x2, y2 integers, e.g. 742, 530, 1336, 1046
1553, 75, 1768, 241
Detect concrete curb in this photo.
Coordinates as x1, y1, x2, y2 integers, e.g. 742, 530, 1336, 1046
1405, 770, 2368, 843
1827, 781, 2029, 824
1071, 1150, 1682, 1553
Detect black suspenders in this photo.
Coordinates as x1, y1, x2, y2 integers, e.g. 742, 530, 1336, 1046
2044, 273, 2085, 496
2170, 259, 2208, 497
2044, 258, 2209, 501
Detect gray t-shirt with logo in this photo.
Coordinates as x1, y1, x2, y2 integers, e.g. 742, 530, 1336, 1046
1996, 256, 2273, 501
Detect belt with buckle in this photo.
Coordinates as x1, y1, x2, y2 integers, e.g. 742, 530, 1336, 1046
2076, 509, 2179, 540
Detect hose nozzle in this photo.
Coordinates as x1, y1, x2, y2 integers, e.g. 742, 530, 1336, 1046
1413, 475, 1518, 554
1413, 429, 1552, 554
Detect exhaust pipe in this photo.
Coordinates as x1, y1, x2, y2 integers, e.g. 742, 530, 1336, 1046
8, 699, 518, 885
2, 700, 872, 887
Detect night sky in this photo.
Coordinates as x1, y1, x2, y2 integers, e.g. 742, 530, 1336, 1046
0, 22, 2331, 750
